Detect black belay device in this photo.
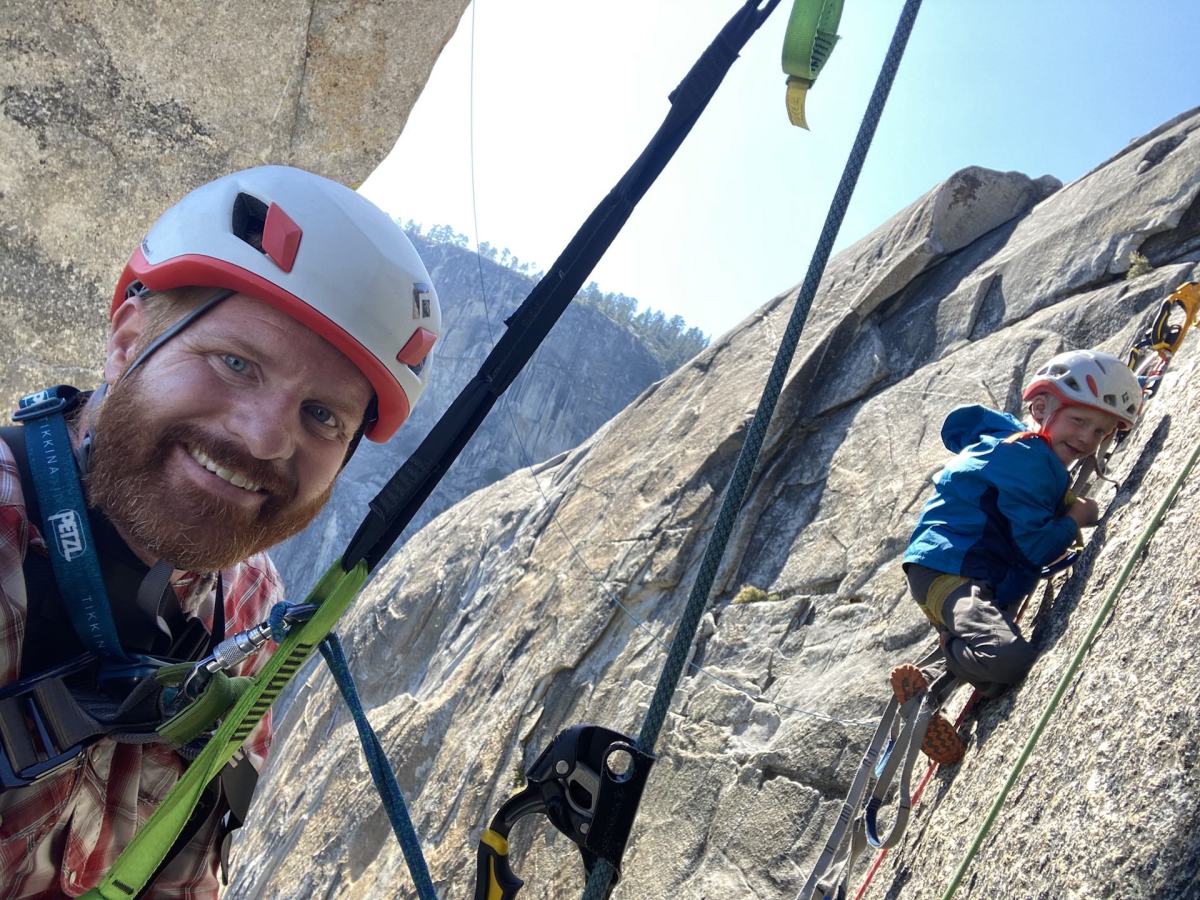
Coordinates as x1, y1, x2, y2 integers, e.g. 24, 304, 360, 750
475, 725, 654, 899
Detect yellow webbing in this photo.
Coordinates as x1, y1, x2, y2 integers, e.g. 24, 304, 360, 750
780, 0, 845, 128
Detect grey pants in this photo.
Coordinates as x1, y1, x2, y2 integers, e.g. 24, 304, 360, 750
905, 563, 1037, 694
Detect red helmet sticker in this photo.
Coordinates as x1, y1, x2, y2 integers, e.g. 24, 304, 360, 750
262, 203, 303, 272
396, 327, 438, 367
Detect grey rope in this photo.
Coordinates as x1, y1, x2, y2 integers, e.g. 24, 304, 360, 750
582, 0, 924, 895
462, 0, 876, 730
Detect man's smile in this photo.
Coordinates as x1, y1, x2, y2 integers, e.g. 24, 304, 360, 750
187, 444, 264, 493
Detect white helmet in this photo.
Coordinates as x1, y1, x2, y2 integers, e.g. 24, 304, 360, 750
114, 165, 440, 442
1022, 349, 1141, 431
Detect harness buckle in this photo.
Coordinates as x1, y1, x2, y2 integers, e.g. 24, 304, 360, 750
12, 386, 84, 423
474, 724, 655, 898
0, 655, 100, 791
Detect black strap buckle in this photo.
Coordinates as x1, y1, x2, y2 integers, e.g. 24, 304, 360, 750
475, 724, 655, 898
12, 386, 84, 424
0, 654, 101, 790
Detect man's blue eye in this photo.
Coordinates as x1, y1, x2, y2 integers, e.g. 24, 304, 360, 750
223, 354, 248, 373
308, 405, 337, 427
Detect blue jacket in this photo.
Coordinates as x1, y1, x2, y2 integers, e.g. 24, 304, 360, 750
903, 405, 1078, 607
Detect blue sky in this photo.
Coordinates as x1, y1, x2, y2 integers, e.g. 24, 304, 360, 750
363, 0, 1200, 340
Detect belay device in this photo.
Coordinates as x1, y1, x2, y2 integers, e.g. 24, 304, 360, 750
474, 725, 654, 900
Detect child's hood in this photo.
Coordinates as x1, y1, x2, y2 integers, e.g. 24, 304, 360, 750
940, 404, 1025, 453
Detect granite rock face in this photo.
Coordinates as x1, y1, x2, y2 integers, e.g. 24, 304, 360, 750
0, 0, 469, 411
229, 111, 1200, 898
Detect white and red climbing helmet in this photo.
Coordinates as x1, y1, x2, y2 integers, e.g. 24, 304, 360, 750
113, 165, 440, 441
1022, 349, 1142, 431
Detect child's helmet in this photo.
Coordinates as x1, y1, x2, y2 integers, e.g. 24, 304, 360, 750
1022, 349, 1141, 431
113, 165, 440, 442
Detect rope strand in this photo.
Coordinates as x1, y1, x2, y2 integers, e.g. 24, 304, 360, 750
583, 0, 924, 896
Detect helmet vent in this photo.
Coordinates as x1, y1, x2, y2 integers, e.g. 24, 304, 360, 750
232, 192, 269, 252
1062, 375, 1081, 392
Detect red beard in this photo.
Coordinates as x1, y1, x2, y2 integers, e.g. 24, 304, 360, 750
84, 375, 332, 572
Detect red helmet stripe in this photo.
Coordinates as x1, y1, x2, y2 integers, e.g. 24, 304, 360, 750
115, 248, 409, 440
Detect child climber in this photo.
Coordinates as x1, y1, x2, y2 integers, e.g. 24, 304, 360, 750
896, 348, 1142, 764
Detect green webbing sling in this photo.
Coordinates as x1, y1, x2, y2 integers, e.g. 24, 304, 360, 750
781, 0, 845, 128
84, 560, 367, 899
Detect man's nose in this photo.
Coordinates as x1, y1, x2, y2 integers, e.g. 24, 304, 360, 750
225, 392, 297, 461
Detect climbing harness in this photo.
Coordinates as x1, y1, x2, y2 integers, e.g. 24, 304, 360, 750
781, 0, 845, 128
68, 0, 798, 896
0, 398, 266, 888
474, 725, 654, 900
0, 391, 244, 768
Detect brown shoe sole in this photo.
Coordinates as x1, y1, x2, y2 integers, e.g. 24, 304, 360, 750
890, 664, 965, 766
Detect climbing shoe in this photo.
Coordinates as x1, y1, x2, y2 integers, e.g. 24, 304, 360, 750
890, 663, 965, 766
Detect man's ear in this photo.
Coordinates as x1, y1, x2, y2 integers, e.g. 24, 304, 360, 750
105, 297, 147, 385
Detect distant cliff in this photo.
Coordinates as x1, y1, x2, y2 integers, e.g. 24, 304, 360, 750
232, 109, 1200, 899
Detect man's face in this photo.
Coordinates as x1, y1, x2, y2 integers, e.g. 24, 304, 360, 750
86, 293, 373, 572
1044, 403, 1119, 466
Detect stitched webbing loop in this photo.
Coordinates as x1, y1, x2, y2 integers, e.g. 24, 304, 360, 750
84, 559, 369, 899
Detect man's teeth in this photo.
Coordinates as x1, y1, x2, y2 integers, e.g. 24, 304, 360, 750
188, 447, 262, 492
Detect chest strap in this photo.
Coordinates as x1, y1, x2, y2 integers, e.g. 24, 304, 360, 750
13, 388, 133, 671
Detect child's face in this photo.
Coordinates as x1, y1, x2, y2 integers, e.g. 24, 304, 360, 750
1044, 404, 1120, 465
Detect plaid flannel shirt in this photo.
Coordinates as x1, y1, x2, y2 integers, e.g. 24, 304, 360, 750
0, 437, 280, 898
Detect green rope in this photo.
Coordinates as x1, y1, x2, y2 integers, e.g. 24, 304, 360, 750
942, 436, 1200, 899
581, 0, 924, 896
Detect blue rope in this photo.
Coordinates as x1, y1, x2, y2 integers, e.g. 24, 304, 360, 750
267, 602, 295, 642
582, 1, 924, 896
319, 633, 439, 900
269, 604, 437, 898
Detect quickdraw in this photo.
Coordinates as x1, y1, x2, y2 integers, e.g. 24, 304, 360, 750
1074, 281, 1200, 485
474, 725, 654, 900
1127, 280, 1199, 398
796, 647, 949, 900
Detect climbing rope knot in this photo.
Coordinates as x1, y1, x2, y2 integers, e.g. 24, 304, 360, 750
268, 601, 319, 642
